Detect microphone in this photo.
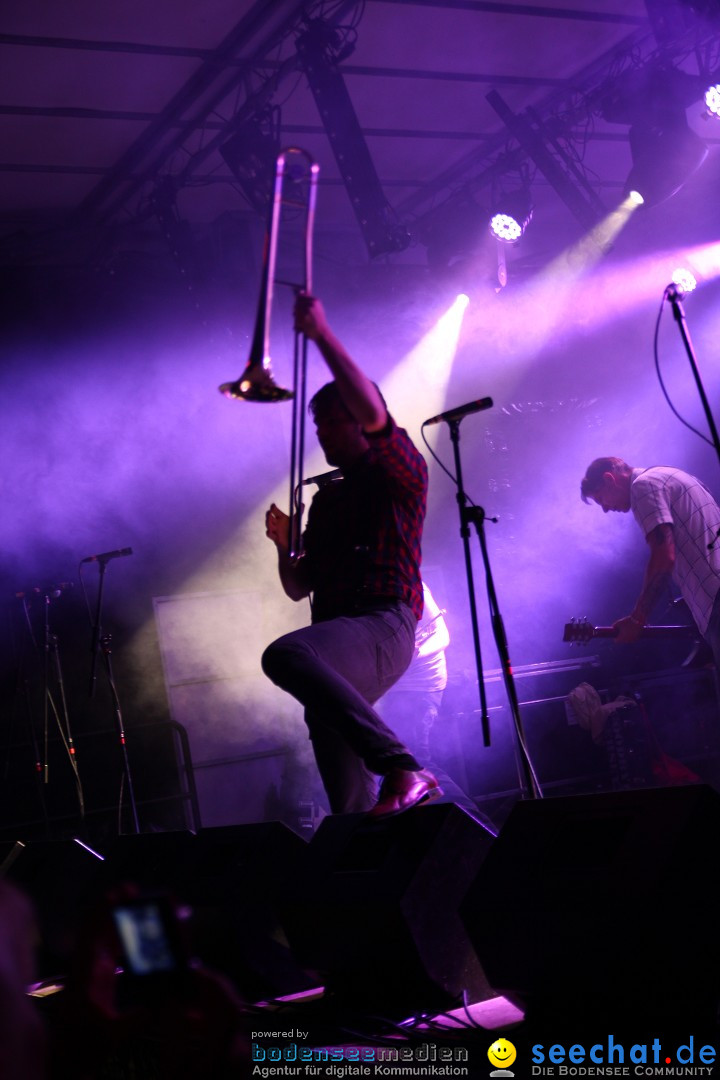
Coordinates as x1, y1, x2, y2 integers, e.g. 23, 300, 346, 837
80, 547, 133, 564
302, 469, 343, 487
15, 582, 74, 599
423, 396, 493, 427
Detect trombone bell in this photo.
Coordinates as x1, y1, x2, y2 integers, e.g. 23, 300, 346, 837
218, 147, 317, 410
219, 360, 293, 402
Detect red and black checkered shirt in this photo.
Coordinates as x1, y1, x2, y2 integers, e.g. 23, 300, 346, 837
301, 416, 428, 622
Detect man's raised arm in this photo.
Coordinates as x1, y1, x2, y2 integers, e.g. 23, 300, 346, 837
294, 293, 387, 433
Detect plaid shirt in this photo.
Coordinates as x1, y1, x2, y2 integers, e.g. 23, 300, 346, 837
301, 416, 428, 622
631, 466, 720, 634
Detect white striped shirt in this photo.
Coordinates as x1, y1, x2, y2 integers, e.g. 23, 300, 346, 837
631, 466, 720, 634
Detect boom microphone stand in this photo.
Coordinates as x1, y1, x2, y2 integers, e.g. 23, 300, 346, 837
423, 399, 542, 800
665, 284, 720, 469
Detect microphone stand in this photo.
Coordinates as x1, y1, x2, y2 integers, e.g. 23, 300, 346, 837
444, 418, 490, 747
665, 285, 720, 469
445, 416, 542, 800
88, 557, 139, 833
14, 585, 79, 836
43, 590, 84, 820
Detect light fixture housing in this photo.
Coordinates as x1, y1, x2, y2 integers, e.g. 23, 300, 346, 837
624, 104, 708, 208
219, 111, 280, 213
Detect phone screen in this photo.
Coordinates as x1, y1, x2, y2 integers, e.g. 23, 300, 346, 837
112, 900, 181, 976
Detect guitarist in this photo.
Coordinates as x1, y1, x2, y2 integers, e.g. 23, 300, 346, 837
580, 457, 720, 668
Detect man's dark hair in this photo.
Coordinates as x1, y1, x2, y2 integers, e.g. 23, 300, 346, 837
308, 382, 349, 420
309, 380, 387, 420
580, 456, 631, 503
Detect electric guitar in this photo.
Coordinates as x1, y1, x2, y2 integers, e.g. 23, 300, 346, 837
563, 618, 697, 644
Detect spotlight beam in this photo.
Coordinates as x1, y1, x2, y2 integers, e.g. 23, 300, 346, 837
460, 193, 643, 397
487, 89, 606, 231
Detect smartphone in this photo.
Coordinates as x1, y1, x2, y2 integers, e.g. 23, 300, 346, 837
112, 897, 186, 978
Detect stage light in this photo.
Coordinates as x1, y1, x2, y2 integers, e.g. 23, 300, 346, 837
489, 213, 522, 243
671, 267, 697, 293
489, 190, 533, 244
456, 292, 470, 308
625, 106, 708, 207
705, 84, 720, 118
627, 189, 645, 206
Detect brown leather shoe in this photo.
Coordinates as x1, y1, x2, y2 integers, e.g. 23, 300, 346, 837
367, 768, 443, 818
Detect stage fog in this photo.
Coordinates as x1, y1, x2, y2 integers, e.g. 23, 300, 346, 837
2, 200, 719, 830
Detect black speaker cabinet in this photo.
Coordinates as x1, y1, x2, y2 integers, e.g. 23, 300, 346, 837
461, 784, 720, 1025
281, 803, 496, 1014
102, 822, 314, 999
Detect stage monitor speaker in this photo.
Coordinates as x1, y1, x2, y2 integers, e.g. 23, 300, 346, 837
1, 823, 316, 999
280, 802, 496, 1014
102, 822, 315, 1000
460, 784, 720, 1025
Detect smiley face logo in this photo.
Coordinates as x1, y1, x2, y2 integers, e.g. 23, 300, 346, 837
488, 1038, 517, 1072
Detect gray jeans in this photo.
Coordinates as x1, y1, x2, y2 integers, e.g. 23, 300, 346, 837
261, 601, 419, 813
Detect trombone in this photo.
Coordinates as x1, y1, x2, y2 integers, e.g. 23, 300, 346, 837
219, 147, 319, 559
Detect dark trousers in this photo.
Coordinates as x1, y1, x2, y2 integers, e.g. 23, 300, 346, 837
261, 601, 418, 813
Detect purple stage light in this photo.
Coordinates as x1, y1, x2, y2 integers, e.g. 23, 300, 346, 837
706, 84, 720, 118
490, 213, 523, 243
489, 189, 533, 244
671, 267, 697, 294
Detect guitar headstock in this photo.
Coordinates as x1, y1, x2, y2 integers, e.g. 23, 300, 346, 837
563, 618, 595, 644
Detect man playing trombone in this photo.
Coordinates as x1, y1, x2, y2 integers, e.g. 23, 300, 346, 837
263, 293, 441, 817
